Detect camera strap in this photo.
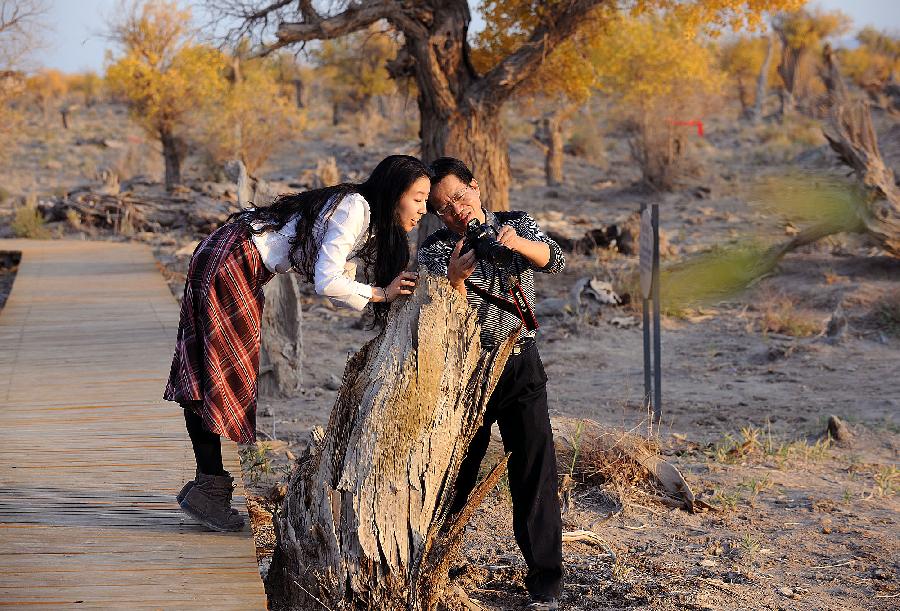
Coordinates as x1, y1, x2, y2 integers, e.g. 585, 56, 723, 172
465, 277, 539, 331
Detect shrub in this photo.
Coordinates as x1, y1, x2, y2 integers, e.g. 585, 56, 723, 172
567, 122, 607, 167
12, 198, 50, 239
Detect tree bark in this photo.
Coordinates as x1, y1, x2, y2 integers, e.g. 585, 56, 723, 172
736, 77, 751, 118
224, 159, 252, 208
259, 273, 303, 398
423, 102, 511, 210
160, 129, 186, 191
775, 24, 802, 118
292, 78, 306, 108
532, 105, 574, 187
266, 273, 516, 610
545, 111, 565, 187
748, 32, 775, 123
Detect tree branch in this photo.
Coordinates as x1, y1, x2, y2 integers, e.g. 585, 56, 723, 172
241, 0, 399, 57
267, 1, 396, 50
471, 0, 607, 107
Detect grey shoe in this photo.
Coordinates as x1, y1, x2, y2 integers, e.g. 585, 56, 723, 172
526, 595, 559, 610
180, 472, 245, 532
176, 469, 199, 504
177, 470, 238, 515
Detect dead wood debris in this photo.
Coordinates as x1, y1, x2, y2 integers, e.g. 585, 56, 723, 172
553, 417, 701, 512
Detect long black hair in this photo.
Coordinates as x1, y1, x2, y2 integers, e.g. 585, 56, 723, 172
233, 154, 431, 325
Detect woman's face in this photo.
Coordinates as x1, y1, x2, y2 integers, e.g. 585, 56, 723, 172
395, 175, 430, 233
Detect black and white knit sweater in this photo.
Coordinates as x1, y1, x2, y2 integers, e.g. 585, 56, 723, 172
417, 209, 565, 348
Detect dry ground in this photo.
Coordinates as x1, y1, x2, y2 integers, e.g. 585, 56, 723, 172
1, 101, 897, 610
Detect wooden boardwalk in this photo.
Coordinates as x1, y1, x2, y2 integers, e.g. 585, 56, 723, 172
0, 239, 267, 609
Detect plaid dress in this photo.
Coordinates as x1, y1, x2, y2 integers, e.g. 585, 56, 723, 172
164, 220, 274, 444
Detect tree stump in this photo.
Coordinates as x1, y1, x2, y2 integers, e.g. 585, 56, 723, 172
259, 273, 304, 397
266, 273, 515, 610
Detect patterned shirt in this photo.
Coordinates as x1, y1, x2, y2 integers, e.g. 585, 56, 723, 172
417, 209, 565, 348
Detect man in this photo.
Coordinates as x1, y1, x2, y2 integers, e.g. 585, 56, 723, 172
417, 157, 565, 610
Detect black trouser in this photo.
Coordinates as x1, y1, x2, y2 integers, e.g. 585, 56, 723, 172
450, 344, 563, 598
182, 404, 225, 476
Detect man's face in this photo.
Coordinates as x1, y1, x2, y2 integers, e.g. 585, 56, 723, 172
430, 175, 485, 234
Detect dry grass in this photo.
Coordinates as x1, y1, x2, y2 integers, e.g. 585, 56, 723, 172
873, 289, 900, 336
760, 297, 822, 337
872, 465, 898, 498
11, 196, 50, 239
754, 290, 821, 337
750, 116, 827, 163
555, 419, 661, 495
706, 423, 832, 470
567, 124, 607, 167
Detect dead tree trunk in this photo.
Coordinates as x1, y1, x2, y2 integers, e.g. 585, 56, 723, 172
748, 32, 775, 123
821, 46, 900, 256
532, 104, 576, 187
160, 129, 186, 191
775, 24, 803, 119
743, 46, 900, 278
259, 273, 303, 397
266, 274, 516, 610
224, 159, 252, 208
736, 77, 751, 118
291, 78, 306, 108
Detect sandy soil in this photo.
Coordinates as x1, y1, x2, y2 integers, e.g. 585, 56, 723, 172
1, 101, 897, 610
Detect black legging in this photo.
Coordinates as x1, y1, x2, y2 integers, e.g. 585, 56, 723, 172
183, 406, 225, 476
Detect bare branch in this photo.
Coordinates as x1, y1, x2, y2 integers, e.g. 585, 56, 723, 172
471, 0, 607, 108
201, 0, 301, 49
0, 0, 49, 69
207, 0, 397, 54
275, 1, 394, 45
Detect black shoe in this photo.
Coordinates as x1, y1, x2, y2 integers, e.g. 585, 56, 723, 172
526, 595, 559, 610
177, 470, 238, 515
180, 472, 245, 532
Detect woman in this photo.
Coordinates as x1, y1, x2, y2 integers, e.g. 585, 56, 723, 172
164, 154, 430, 531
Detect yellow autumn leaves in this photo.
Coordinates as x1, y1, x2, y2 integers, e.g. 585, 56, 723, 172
104, 0, 304, 183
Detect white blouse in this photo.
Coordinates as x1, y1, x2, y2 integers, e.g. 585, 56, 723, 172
250, 192, 374, 311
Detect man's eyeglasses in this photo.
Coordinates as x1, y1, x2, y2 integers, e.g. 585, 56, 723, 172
435, 185, 471, 216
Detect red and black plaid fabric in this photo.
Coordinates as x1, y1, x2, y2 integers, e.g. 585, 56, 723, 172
164, 221, 274, 444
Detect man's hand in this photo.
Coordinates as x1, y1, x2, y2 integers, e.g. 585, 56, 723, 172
497, 225, 523, 252
448, 238, 475, 297
498, 224, 550, 268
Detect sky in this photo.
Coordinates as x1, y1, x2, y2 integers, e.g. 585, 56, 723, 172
31, 0, 900, 75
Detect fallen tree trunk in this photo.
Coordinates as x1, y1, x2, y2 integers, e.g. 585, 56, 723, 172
266, 273, 516, 610
727, 45, 900, 281
821, 46, 900, 257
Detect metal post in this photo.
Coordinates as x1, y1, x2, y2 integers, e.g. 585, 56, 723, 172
640, 203, 651, 410
651, 204, 662, 425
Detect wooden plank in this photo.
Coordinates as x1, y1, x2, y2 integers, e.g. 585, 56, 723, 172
0, 239, 267, 609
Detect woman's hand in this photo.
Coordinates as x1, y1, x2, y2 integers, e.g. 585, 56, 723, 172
381, 271, 419, 302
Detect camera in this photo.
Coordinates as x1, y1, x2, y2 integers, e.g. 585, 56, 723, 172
461, 218, 514, 268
